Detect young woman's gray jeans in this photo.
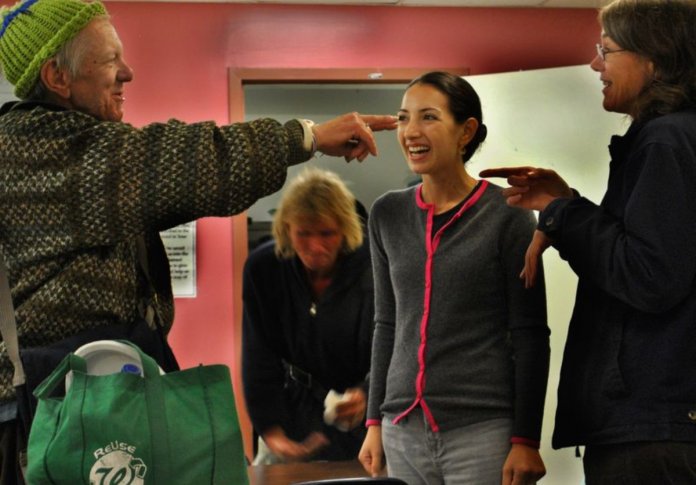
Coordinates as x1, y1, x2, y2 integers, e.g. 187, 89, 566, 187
382, 409, 512, 485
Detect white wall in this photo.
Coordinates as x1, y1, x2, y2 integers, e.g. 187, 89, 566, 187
467, 65, 628, 484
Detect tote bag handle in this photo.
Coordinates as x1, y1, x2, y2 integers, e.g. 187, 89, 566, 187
32, 340, 162, 400
32, 354, 87, 399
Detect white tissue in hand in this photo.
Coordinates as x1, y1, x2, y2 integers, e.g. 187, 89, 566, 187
323, 389, 350, 431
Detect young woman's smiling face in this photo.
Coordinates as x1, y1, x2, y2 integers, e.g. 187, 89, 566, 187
397, 83, 471, 177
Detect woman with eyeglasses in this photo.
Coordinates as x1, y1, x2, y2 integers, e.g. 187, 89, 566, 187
358, 71, 550, 485
481, 1, 696, 483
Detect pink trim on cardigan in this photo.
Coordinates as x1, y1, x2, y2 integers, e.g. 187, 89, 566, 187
392, 181, 489, 432
510, 436, 541, 449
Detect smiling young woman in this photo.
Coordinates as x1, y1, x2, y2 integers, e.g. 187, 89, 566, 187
359, 71, 550, 485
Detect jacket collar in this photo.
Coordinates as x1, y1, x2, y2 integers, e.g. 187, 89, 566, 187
0, 100, 66, 117
608, 119, 646, 163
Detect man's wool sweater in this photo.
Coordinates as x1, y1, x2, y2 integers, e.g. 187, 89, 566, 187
0, 101, 309, 402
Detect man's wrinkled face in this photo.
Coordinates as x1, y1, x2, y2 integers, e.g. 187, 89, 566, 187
65, 18, 133, 121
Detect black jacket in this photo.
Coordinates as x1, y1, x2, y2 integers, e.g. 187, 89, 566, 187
241, 238, 374, 460
540, 110, 696, 448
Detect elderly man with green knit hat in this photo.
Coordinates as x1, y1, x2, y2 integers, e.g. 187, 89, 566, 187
0, 0, 396, 481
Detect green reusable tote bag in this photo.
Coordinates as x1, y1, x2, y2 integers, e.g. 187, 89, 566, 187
26, 341, 249, 485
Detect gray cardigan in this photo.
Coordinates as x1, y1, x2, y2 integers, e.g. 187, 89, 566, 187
366, 181, 550, 442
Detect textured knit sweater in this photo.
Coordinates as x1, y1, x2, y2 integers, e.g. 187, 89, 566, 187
366, 181, 550, 443
0, 101, 310, 402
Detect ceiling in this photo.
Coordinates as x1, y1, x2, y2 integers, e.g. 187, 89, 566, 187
108, 0, 611, 8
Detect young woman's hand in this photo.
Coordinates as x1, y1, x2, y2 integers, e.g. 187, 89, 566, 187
502, 443, 546, 485
358, 425, 385, 477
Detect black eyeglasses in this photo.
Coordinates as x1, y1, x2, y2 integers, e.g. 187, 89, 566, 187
596, 43, 627, 61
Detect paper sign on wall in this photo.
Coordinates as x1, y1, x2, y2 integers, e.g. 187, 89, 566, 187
160, 221, 197, 298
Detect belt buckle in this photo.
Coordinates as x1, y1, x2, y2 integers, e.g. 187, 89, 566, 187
289, 365, 312, 389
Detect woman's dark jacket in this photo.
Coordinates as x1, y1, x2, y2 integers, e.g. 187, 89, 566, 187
539, 110, 696, 448
242, 238, 374, 460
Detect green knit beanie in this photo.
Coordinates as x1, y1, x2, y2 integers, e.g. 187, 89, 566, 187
0, 0, 107, 99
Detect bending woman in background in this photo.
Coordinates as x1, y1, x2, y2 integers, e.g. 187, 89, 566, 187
243, 168, 373, 463
359, 71, 550, 485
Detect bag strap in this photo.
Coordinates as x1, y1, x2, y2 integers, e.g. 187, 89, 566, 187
33, 354, 87, 399
32, 341, 160, 400
0, 257, 25, 386
135, 236, 180, 372
139, 365, 219, 483
136, 236, 159, 328
144, 370, 172, 484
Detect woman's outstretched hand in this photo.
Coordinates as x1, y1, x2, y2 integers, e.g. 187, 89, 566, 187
479, 166, 573, 212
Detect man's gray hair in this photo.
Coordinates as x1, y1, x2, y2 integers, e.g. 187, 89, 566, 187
25, 14, 108, 101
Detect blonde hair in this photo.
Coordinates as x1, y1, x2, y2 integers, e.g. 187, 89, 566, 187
272, 168, 363, 259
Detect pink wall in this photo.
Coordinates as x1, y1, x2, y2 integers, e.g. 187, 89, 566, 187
100, 0, 600, 367
2, 0, 601, 456
109, 2, 601, 127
